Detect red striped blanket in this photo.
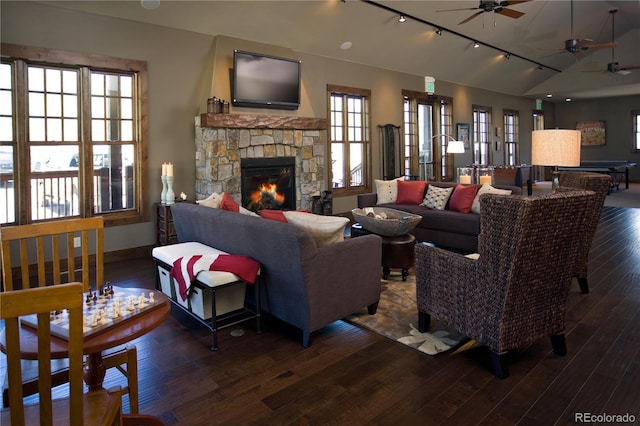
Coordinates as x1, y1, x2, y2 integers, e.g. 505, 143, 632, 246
169, 254, 260, 301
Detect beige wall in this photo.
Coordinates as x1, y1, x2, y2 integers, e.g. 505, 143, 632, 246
4, 1, 630, 253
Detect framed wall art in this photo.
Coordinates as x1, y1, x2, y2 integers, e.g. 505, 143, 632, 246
576, 120, 606, 146
456, 123, 470, 150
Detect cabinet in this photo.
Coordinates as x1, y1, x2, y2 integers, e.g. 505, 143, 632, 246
155, 203, 178, 246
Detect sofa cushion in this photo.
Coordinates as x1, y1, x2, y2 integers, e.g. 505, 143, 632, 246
421, 185, 453, 210
283, 211, 350, 247
258, 209, 288, 222
396, 180, 427, 205
471, 184, 513, 214
375, 178, 402, 204
197, 192, 222, 208
449, 184, 478, 213
220, 192, 240, 213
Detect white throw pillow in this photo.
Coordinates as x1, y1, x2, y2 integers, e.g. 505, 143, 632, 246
375, 177, 403, 204
421, 185, 453, 210
239, 206, 259, 217
471, 184, 513, 214
197, 192, 222, 208
283, 211, 350, 247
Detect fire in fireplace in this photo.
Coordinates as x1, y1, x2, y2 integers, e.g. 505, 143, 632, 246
241, 157, 296, 212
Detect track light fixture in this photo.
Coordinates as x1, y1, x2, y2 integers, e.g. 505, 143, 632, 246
362, 1, 560, 73
398, 15, 406, 23
473, 41, 480, 48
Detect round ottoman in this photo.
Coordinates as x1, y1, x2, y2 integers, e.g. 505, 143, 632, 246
381, 233, 416, 281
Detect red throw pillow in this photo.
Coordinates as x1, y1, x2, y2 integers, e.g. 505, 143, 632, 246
258, 209, 288, 222
395, 180, 427, 205
220, 192, 240, 213
449, 184, 478, 213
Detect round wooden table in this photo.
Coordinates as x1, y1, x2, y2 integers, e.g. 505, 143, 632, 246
0, 287, 171, 391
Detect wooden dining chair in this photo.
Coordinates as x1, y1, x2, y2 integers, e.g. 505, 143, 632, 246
0, 217, 139, 413
0, 282, 123, 426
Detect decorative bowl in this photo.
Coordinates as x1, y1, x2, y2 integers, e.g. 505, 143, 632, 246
351, 207, 422, 237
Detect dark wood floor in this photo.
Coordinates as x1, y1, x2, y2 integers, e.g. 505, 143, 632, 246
6, 207, 640, 425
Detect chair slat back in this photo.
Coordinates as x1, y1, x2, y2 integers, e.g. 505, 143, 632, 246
0, 217, 104, 292
1, 282, 85, 426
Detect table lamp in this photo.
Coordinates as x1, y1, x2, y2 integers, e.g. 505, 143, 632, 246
532, 129, 581, 191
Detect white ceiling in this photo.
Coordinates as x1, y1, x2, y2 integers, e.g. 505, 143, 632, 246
39, 0, 640, 101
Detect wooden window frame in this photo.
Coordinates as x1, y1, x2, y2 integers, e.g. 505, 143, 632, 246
327, 84, 371, 196
0, 43, 148, 227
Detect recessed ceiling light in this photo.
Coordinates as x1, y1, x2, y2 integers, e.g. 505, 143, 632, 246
340, 41, 353, 50
398, 15, 406, 23
141, 0, 160, 10
565, 98, 572, 102
546, 94, 553, 98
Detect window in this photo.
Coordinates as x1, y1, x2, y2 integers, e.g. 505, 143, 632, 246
0, 44, 148, 226
633, 110, 640, 151
328, 85, 370, 195
402, 90, 453, 181
473, 105, 491, 165
503, 110, 519, 165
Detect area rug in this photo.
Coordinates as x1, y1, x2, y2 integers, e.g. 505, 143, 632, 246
344, 270, 475, 355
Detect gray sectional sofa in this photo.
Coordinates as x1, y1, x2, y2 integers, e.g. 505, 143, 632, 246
170, 202, 382, 347
357, 181, 522, 253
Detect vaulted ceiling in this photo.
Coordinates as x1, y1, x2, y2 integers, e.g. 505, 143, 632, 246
40, 0, 640, 101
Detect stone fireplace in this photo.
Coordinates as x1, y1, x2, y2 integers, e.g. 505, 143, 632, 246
195, 114, 329, 210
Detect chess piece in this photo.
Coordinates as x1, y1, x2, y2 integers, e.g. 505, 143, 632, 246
149, 292, 155, 304
86, 293, 92, 304
93, 291, 97, 303
90, 314, 98, 327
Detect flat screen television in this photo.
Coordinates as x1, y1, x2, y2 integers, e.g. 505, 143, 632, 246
232, 50, 301, 110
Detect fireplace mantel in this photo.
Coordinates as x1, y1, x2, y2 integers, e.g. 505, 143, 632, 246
200, 113, 328, 130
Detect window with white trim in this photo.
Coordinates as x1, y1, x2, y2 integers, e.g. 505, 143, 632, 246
473, 105, 491, 165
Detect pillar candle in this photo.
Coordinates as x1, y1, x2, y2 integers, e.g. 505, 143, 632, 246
162, 163, 167, 177
166, 163, 174, 177
459, 175, 472, 185
479, 175, 492, 185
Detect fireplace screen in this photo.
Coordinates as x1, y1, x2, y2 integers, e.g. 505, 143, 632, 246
241, 157, 296, 212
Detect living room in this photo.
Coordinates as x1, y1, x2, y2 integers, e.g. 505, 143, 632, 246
1, 1, 639, 423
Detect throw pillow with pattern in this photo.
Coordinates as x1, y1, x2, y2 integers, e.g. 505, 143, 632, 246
421, 185, 454, 210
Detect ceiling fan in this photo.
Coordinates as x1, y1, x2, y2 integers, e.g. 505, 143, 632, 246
436, 1, 531, 25
560, 0, 616, 59
602, 9, 639, 75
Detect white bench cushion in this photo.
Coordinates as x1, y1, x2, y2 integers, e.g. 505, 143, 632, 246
152, 242, 259, 288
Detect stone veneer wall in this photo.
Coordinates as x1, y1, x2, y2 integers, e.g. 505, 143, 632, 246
194, 115, 327, 210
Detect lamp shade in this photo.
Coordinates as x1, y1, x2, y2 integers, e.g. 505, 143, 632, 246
447, 140, 465, 154
531, 129, 581, 167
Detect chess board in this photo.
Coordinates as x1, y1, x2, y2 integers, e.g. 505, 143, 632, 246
20, 286, 164, 341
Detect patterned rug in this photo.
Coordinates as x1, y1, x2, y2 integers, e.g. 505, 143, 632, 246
345, 270, 475, 355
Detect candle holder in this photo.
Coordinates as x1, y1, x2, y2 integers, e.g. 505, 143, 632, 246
457, 167, 474, 185
476, 166, 495, 186
161, 176, 167, 204
165, 176, 175, 205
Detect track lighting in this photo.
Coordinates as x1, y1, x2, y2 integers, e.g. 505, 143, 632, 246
435, 28, 442, 36
473, 41, 480, 48
504, 53, 511, 59
538, 65, 544, 70
398, 15, 406, 23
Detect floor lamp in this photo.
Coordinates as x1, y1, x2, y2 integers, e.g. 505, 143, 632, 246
532, 129, 581, 191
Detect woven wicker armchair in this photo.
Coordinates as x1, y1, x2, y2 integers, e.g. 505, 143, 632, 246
558, 172, 612, 294
415, 190, 597, 378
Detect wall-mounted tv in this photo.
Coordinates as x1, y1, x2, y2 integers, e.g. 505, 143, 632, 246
232, 50, 301, 110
